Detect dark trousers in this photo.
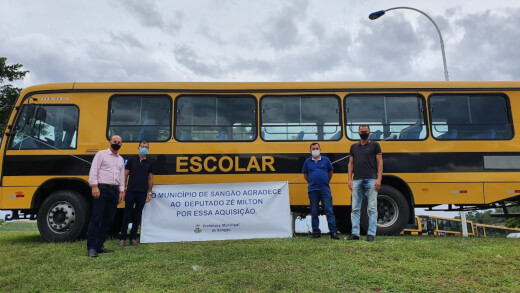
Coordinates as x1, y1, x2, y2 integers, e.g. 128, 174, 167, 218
308, 190, 338, 235
120, 191, 147, 241
87, 186, 119, 250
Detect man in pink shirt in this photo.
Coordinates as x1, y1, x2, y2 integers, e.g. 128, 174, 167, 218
87, 135, 125, 258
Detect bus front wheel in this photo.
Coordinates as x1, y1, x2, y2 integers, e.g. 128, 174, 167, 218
37, 190, 91, 242
361, 185, 410, 236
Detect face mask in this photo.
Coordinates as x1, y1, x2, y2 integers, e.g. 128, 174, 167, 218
139, 147, 149, 156
111, 143, 121, 151
311, 150, 320, 157
359, 132, 370, 140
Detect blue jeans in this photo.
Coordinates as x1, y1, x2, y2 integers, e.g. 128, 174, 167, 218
351, 179, 378, 236
120, 191, 147, 241
87, 186, 119, 250
308, 190, 337, 235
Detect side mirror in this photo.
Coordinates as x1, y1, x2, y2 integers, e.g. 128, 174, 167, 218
35, 107, 47, 122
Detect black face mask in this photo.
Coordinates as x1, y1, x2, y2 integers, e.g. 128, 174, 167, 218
111, 143, 121, 151
359, 133, 370, 140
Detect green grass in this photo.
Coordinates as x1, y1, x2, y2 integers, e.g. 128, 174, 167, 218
1, 222, 519, 292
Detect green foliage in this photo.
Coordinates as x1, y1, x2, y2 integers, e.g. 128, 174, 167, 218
1, 222, 520, 292
506, 218, 520, 228
462, 210, 506, 225
0, 57, 28, 134
459, 205, 520, 226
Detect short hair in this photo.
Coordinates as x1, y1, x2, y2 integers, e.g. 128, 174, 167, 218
309, 142, 320, 149
358, 125, 370, 131
139, 140, 149, 146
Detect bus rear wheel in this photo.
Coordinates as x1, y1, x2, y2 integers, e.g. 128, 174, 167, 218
37, 190, 90, 242
361, 185, 409, 236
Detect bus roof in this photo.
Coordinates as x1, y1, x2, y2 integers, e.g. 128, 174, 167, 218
19, 80, 520, 95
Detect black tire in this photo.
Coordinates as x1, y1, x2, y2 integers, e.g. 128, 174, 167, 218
37, 190, 91, 242
334, 206, 352, 234
361, 185, 410, 236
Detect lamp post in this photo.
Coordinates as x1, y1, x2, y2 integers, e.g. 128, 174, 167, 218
370, 7, 468, 236
369, 7, 450, 81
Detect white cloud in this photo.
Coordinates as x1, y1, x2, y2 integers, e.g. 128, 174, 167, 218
2, 1, 520, 84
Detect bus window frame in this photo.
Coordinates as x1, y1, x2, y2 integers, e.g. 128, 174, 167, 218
344, 93, 428, 141
173, 94, 258, 143
259, 94, 342, 142
428, 93, 514, 141
106, 94, 173, 142
8, 103, 80, 150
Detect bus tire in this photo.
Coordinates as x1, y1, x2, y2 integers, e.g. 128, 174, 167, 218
37, 190, 91, 242
361, 185, 409, 236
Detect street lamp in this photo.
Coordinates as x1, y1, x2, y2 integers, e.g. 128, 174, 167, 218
369, 7, 449, 81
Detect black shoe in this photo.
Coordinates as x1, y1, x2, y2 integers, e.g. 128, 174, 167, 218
88, 248, 98, 258
330, 232, 340, 240
311, 234, 321, 238
345, 234, 360, 241
97, 247, 114, 253
366, 235, 375, 242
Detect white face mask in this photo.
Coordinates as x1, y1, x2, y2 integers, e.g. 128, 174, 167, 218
311, 150, 320, 157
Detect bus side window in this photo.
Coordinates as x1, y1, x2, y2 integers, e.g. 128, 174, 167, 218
175, 95, 256, 142
345, 95, 426, 141
261, 95, 341, 141
108, 95, 172, 142
430, 95, 513, 140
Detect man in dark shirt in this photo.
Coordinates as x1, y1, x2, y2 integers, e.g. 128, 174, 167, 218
346, 125, 383, 242
119, 140, 154, 247
302, 142, 339, 239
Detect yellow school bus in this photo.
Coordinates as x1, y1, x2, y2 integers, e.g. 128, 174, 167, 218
475, 223, 520, 237
419, 215, 475, 236
400, 216, 425, 235
1, 81, 520, 241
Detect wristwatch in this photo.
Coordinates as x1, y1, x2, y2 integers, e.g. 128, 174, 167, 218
147, 192, 152, 195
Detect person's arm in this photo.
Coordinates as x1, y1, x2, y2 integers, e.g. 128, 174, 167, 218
89, 152, 102, 199
124, 169, 130, 188
302, 160, 309, 183
347, 156, 354, 190
375, 153, 383, 192
146, 173, 153, 203
118, 160, 126, 203
328, 170, 333, 182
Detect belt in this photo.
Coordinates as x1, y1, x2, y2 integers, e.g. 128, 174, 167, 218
98, 183, 119, 190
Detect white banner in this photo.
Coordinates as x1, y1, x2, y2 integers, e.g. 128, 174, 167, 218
140, 181, 292, 243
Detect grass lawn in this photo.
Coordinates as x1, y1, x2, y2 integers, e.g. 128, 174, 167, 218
0, 221, 519, 292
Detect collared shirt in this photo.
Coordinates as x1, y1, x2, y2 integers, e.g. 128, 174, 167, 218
349, 140, 382, 180
302, 155, 333, 192
89, 148, 125, 192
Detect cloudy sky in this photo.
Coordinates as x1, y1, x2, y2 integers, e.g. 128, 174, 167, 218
2, 0, 520, 88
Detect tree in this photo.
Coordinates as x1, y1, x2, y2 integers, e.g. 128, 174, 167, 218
0, 57, 29, 134
458, 204, 520, 226
506, 218, 520, 228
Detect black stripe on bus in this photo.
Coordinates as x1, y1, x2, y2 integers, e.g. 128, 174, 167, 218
3, 152, 520, 177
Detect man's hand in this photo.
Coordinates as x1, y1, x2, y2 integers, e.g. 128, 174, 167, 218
348, 181, 353, 190
91, 186, 100, 199
375, 179, 382, 192
119, 191, 125, 203
146, 194, 152, 203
